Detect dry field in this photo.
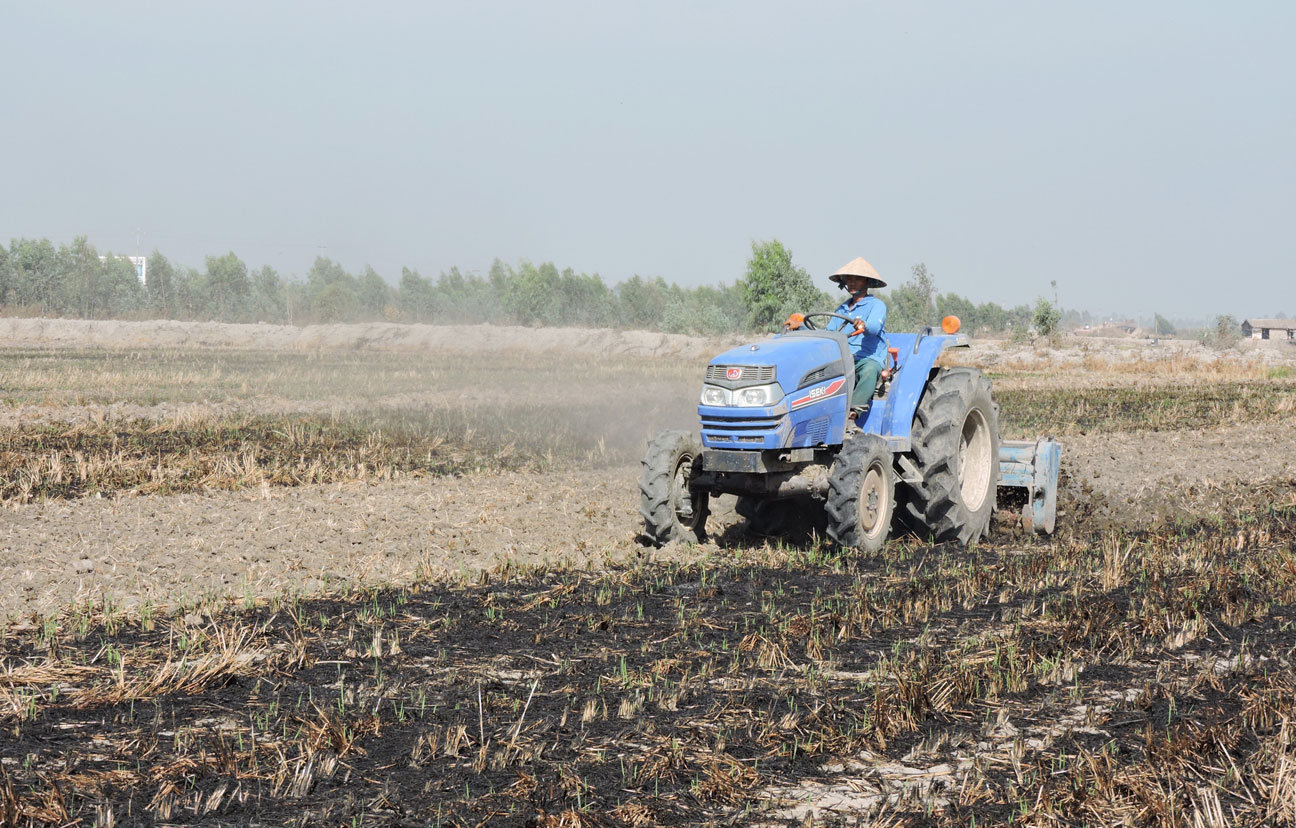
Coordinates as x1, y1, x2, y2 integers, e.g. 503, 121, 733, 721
1, 320, 1295, 827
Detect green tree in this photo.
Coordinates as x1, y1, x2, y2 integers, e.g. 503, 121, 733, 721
358, 266, 390, 319
739, 240, 824, 329
304, 257, 357, 322
696, 283, 746, 333
975, 301, 1008, 333
558, 268, 616, 326
1032, 298, 1061, 338
66, 236, 103, 318
435, 266, 496, 322
508, 261, 570, 326
884, 263, 939, 333
397, 267, 436, 321
249, 265, 286, 322
505, 261, 616, 327
1210, 314, 1240, 347
95, 251, 144, 317
1153, 313, 1176, 336
0, 244, 10, 307
661, 286, 745, 335
617, 275, 670, 329
145, 250, 178, 317
202, 252, 251, 320
282, 278, 307, 325
171, 266, 204, 319
434, 266, 468, 321
313, 282, 356, 322
999, 303, 1033, 339
11, 238, 59, 311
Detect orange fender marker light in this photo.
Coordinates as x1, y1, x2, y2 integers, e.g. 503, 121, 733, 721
941, 315, 961, 334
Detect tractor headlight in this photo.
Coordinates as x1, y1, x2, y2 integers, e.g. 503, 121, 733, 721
700, 385, 729, 406
733, 383, 783, 407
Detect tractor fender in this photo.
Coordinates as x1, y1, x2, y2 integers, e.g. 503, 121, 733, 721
858, 332, 969, 451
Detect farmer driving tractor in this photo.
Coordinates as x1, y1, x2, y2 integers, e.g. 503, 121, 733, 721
782, 256, 886, 419
826, 257, 888, 419
786, 257, 889, 419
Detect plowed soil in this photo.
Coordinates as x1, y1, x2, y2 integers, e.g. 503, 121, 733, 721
1, 319, 1294, 621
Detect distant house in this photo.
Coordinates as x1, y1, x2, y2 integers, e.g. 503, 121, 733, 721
1241, 318, 1296, 341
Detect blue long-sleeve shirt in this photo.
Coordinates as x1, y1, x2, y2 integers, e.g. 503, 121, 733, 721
827, 294, 888, 367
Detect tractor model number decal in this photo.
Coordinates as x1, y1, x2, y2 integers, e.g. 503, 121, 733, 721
790, 378, 845, 408
726, 367, 743, 380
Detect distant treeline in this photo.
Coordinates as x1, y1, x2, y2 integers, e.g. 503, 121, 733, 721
0, 236, 1080, 336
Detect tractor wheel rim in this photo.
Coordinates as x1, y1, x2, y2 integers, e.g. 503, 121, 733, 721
859, 460, 888, 538
672, 456, 695, 523
959, 408, 992, 511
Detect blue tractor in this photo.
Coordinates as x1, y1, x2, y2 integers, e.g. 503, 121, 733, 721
639, 314, 1061, 549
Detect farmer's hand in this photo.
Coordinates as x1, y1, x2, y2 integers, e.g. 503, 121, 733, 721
852, 317, 866, 335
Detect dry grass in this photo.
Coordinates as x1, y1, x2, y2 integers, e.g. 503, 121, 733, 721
996, 378, 1296, 438
0, 346, 700, 408
0, 409, 572, 503
0, 346, 705, 504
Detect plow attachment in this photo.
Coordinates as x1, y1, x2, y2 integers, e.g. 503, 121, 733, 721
998, 438, 1062, 534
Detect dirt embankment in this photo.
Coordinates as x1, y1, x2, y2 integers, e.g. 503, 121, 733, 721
0, 317, 749, 361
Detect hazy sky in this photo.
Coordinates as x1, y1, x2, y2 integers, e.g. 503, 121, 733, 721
4, 2, 1293, 319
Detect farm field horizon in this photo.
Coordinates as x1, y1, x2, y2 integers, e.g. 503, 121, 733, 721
1, 318, 1294, 826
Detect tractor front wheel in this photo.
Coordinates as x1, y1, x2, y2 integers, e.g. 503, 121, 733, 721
640, 431, 709, 545
826, 434, 895, 552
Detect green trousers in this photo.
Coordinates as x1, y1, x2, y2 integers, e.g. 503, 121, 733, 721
851, 358, 882, 409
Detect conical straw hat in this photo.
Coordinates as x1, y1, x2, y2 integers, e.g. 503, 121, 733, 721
829, 257, 886, 288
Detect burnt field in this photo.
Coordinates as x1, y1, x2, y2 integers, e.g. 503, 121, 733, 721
1, 324, 1295, 826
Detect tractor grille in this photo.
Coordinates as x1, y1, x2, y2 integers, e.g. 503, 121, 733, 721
701, 410, 786, 450
700, 413, 782, 430
706, 364, 775, 383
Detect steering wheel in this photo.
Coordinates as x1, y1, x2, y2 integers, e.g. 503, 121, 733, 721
800, 312, 863, 337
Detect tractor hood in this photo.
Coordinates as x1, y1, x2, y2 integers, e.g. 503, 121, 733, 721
706, 332, 852, 392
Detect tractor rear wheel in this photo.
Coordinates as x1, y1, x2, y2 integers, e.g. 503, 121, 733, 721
640, 430, 709, 545
899, 367, 999, 545
826, 434, 895, 552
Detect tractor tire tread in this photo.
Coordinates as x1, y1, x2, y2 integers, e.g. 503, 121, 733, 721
826, 433, 894, 552
639, 430, 708, 545
898, 367, 999, 546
